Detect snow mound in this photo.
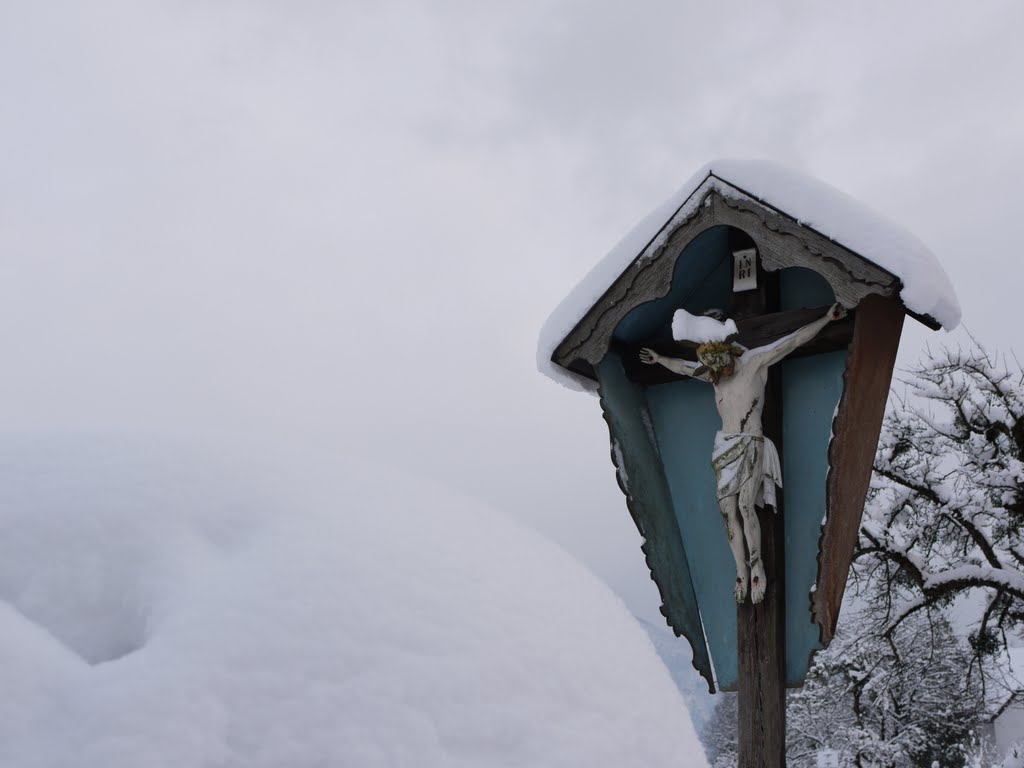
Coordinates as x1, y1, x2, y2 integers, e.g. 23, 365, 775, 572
672, 309, 738, 344
539, 158, 960, 391
0, 441, 705, 768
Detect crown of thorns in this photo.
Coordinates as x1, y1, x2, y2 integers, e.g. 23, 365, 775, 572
696, 341, 744, 359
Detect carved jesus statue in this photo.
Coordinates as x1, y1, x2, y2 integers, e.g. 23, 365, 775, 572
640, 303, 846, 604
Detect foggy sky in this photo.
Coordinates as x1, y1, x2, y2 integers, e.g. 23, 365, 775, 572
3, 1, 1023, 622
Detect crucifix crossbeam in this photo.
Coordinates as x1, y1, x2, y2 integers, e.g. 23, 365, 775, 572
617, 306, 854, 387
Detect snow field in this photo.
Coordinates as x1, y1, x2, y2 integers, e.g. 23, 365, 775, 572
0, 442, 705, 767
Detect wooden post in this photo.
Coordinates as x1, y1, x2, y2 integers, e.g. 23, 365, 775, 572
732, 242, 786, 768
736, 381, 786, 768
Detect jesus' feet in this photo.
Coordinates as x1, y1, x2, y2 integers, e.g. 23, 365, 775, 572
750, 559, 767, 604
733, 572, 748, 603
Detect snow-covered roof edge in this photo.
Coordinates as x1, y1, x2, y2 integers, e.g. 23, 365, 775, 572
538, 158, 961, 392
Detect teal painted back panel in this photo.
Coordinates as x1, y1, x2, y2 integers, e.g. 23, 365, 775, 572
780, 266, 834, 310
611, 224, 735, 690
781, 351, 846, 684
779, 265, 844, 684
596, 354, 714, 690
646, 380, 739, 689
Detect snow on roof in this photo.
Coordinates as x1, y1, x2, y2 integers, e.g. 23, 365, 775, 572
0, 440, 706, 767
538, 158, 961, 391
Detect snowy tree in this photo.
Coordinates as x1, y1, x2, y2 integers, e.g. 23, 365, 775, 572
703, 595, 990, 768
858, 343, 1024, 694
787, 585, 988, 768
701, 691, 737, 768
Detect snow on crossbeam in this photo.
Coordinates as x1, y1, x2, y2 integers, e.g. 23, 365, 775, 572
672, 309, 738, 344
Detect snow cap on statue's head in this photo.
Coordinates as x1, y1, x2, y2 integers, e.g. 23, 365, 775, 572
671, 307, 739, 345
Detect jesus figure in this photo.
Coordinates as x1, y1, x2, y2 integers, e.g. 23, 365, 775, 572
640, 303, 846, 604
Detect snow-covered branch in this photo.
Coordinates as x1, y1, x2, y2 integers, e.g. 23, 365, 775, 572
858, 340, 1024, 668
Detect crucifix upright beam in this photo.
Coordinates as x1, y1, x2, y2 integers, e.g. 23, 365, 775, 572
730, 238, 786, 768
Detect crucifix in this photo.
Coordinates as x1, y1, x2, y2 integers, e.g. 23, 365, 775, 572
639, 302, 846, 604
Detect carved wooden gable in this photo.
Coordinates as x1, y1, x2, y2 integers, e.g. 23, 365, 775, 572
552, 182, 923, 383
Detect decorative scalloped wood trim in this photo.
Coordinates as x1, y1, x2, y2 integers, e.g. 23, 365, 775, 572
596, 355, 716, 693
552, 186, 900, 381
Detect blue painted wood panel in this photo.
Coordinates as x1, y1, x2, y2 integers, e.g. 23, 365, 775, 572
646, 380, 738, 688
779, 267, 847, 685
781, 351, 846, 684
596, 353, 714, 690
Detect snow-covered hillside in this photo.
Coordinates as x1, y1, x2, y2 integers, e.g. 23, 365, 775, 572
640, 618, 716, 738
0, 440, 705, 767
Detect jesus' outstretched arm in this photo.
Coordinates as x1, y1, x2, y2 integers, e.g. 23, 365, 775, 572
746, 303, 846, 369
639, 347, 712, 382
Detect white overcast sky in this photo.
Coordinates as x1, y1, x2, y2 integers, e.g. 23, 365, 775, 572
2, 1, 1022, 622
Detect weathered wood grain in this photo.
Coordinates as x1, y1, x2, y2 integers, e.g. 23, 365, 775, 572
813, 294, 904, 644
734, 307, 845, 349
736, 500, 787, 768
734, 268, 787, 768
714, 194, 896, 308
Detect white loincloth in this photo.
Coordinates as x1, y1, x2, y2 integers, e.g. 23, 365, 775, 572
710, 431, 783, 510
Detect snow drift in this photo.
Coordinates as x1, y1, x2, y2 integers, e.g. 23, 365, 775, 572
0, 440, 705, 768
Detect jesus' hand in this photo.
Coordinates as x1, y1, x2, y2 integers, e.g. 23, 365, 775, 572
639, 347, 660, 365
830, 303, 847, 321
